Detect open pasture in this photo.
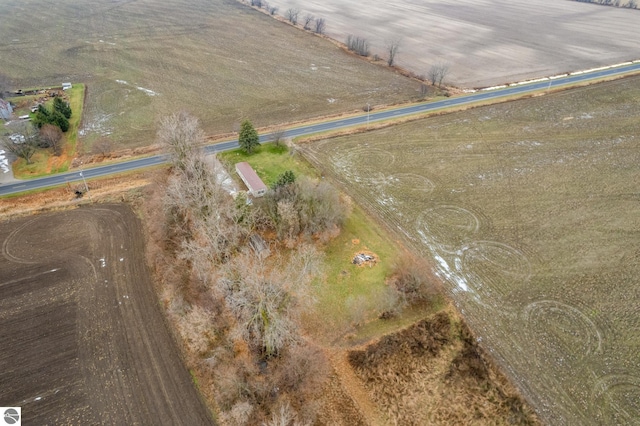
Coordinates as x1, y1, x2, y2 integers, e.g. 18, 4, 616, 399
0, 0, 419, 148
265, 0, 640, 88
301, 76, 640, 425
0, 205, 212, 424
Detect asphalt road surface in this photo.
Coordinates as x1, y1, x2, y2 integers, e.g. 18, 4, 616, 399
2, 61, 639, 197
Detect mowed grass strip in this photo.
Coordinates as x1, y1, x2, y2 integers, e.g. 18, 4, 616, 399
300, 75, 640, 424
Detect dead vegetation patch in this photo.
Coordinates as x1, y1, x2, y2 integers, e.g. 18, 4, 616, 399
348, 310, 540, 425
0, 171, 153, 219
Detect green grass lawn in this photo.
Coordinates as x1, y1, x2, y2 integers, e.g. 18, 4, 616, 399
12, 84, 85, 178
219, 142, 318, 187
220, 142, 439, 344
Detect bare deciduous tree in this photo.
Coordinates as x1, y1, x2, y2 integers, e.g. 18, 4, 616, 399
158, 111, 206, 171
419, 83, 429, 98
314, 18, 326, 34
428, 62, 450, 87
346, 35, 370, 57
39, 123, 63, 155
220, 247, 320, 357
385, 38, 402, 67
257, 176, 348, 239
264, 401, 297, 426
303, 14, 314, 30
167, 154, 246, 266
91, 137, 113, 157
1, 123, 39, 164
390, 255, 438, 305
285, 8, 299, 25
270, 125, 286, 146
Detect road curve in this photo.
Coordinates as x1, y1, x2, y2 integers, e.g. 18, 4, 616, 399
2, 61, 639, 197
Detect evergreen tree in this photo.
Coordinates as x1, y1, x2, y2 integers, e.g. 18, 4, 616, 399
272, 170, 296, 189
51, 110, 69, 132
239, 120, 259, 154
32, 102, 69, 132
32, 105, 51, 128
53, 96, 72, 119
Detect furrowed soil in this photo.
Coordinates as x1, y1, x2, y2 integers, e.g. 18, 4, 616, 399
264, 0, 640, 88
0, 0, 419, 149
300, 76, 640, 425
0, 205, 213, 425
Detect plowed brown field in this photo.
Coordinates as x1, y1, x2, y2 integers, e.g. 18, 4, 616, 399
0, 205, 213, 425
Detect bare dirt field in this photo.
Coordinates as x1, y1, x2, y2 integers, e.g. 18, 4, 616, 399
0, 205, 213, 424
263, 0, 640, 88
300, 76, 640, 425
0, 0, 420, 149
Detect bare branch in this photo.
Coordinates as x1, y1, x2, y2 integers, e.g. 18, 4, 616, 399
428, 62, 450, 87
385, 37, 402, 67
157, 111, 206, 171
314, 18, 326, 34
303, 14, 314, 30
1, 122, 39, 164
285, 8, 299, 25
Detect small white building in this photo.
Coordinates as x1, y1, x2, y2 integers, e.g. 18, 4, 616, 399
62, 82, 72, 91
235, 162, 268, 197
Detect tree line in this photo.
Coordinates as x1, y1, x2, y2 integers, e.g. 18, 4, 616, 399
158, 111, 346, 424
573, 0, 638, 8
244, 1, 452, 93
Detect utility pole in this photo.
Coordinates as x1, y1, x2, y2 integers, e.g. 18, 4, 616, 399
367, 103, 370, 128
79, 163, 91, 202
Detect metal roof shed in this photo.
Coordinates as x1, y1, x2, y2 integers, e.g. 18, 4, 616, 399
235, 162, 268, 197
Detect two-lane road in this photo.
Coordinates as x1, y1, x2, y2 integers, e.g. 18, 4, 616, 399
2, 61, 639, 197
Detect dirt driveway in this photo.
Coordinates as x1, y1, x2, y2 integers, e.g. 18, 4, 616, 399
0, 205, 214, 425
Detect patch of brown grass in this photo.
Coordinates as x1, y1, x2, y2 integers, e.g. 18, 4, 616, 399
0, 171, 154, 219
348, 309, 540, 425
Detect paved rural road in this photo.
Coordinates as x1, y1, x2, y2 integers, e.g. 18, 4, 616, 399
2, 61, 639, 197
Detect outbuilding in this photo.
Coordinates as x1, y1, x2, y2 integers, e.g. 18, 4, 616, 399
235, 162, 267, 197
62, 82, 72, 91
0, 99, 13, 121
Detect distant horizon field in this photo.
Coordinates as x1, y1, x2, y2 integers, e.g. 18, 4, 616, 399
300, 75, 640, 425
264, 0, 640, 88
0, 0, 420, 149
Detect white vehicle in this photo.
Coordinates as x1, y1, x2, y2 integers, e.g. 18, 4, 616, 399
9, 134, 25, 144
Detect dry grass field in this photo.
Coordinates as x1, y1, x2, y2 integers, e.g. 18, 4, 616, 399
264, 0, 640, 88
0, 0, 419, 149
0, 205, 213, 424
300, 76, 640, 425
